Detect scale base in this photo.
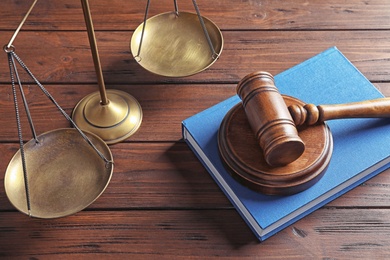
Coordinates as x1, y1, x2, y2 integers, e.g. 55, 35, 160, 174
218, 95, 333, 196
72, 89, 142, 144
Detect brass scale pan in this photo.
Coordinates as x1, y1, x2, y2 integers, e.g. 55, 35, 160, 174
4, 48, 114, 219
130, 0, 223, 77
5, 129, 113, 219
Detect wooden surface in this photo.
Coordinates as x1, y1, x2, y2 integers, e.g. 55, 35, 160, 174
1, 0, 390, 258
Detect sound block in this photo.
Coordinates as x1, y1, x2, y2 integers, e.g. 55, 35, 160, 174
218, 95, 333, 195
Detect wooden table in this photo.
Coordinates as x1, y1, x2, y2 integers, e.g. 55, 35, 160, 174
1, 0, 390, 258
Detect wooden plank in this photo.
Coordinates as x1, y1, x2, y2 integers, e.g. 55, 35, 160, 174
0, 208, 390, 258
0, 142, 229, 211
0, 84, 236, 141
0, 31, 389, 84
1, 142, 390, 211
1, 83, 389, 142
1, 0, 390, 31
1, 0, 389, 257
374, 83, 390, 96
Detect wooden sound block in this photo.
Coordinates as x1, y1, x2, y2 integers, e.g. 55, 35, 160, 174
218, 95, 333, 196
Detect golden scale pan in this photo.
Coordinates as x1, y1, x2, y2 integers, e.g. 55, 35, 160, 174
5, 129, 113, 218
130, 0, 224, 77
3, 47, 114, 218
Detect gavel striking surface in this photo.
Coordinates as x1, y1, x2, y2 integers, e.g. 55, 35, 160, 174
218, 95, 333, 195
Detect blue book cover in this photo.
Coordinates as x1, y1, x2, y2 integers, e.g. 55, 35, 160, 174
182, 47, 390, 241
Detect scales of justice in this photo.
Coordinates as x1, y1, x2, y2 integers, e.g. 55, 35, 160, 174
3, 0, 223, 218
3, 0, 390, 219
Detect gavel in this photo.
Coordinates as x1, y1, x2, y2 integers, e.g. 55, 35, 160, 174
237, 71, 390, 167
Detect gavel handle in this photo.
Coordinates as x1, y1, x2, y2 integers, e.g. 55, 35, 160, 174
288, 97, 390, 126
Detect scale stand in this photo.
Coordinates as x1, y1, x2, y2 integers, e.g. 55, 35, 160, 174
72, 0, 142, 144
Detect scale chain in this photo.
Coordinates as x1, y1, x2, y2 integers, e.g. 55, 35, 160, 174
10, 52, 39, 142
7, 52, 32, 216
191, 0, 217, 58
173, 0, 179, 14
135, 0, 151, 60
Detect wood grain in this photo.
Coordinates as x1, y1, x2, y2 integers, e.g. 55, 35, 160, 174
1, 0, 390, 258
0, 84, 236, 141
0, 0, 389, 31
1, 83, 389, 142
0, 208, 390, 258
1, 142, 390, 211
0, 31, 390, 84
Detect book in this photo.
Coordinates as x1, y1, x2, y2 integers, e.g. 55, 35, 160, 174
182, 47, 390, 241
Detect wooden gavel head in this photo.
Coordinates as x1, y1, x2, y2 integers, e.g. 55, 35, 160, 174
237, 71, 305, 167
